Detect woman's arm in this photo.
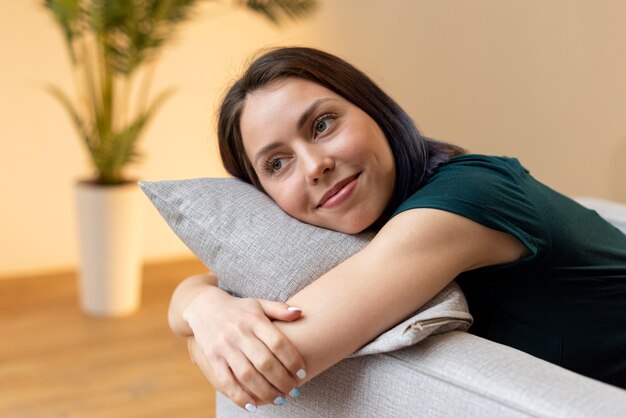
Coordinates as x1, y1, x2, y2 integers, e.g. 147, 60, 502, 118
168, 272, 219, 336
168, 272, 308, 410
178, 208, 527, 405
272, 208, 529, 384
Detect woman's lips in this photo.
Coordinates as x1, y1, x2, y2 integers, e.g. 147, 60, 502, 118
317, 174, 360, 209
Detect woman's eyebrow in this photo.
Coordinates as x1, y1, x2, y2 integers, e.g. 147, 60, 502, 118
253, 142, 282, 166
296, 97, 338, 130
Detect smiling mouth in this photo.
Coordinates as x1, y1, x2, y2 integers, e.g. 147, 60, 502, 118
317, 173, 361, 209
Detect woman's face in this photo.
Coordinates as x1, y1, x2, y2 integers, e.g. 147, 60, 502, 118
240, 77, 395, 234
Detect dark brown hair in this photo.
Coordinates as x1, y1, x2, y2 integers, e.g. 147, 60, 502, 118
217, 47, 465, 218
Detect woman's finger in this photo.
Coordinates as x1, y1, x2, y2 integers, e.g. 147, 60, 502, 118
225, 345, 290, 405
257, 299, 303, 321
253, 321, 307, 385
235, 330, 299, 397
187, 337, 261, 412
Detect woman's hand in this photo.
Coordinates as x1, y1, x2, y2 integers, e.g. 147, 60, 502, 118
182, 287, 307, 411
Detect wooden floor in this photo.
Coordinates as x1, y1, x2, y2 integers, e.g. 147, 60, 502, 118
0, 259, 217, 418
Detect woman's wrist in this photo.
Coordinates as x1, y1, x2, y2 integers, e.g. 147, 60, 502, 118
168, 272, 224, 336
182, 285, 232, 327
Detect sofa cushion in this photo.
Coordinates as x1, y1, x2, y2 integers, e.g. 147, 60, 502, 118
140, 177, 472, 356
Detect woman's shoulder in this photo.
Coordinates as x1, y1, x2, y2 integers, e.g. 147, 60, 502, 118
441, 153, 529, 176
393, 152, 547, 259
417, 153, 531, 200
395, 152, 537, 223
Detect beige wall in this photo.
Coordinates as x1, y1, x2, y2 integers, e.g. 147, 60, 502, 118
1, 1, 625, 277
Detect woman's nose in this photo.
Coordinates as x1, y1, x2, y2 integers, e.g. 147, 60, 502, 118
302, 148, 334, 185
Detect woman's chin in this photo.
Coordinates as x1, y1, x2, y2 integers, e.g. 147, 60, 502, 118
323, 218, 372, 235
301, 210, 378, 234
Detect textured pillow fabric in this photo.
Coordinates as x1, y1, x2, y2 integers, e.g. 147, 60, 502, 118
140, 178, 472, 356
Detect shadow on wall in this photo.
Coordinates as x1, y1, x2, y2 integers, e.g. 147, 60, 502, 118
610, 136, 626, 203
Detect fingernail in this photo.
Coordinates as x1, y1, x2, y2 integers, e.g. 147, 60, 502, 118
287, 306, 302, 312
289, 387, 301, 398
245, 403, 257, 412
273, 396, 286, 406
296, 368, 307, 379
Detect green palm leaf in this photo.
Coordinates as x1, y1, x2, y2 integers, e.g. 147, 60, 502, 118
43, 83, 96, 157
41, 0, 318, 185
95, 88, 175, 184
241, 0, 317, 25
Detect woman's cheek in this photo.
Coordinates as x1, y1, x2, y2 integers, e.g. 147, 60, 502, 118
272, 184, 309, 221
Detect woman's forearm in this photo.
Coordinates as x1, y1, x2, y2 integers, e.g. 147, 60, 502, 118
269, 209, 527, 385
168, 272, 224, 336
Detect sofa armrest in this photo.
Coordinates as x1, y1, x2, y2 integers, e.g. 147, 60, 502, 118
216, 331, 626, 417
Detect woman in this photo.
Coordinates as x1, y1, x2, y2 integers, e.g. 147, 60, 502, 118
168, 47, 626, 412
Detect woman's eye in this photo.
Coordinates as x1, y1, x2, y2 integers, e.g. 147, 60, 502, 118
316, 120, 328, 133
271, 159, 283, 171
313, 114, 336, 136
263, 157, 287, 175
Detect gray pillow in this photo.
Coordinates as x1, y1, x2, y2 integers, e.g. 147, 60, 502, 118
140, 178, 472, 356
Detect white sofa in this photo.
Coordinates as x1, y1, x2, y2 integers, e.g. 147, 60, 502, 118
216, 198, 626, 417
140, 180, 626, 417
217, 330, 626, 417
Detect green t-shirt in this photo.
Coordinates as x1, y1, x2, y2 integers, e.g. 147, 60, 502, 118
393, 154, 626, 388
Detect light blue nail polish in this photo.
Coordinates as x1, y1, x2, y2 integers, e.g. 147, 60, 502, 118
289, 388, 301, 398
273, 396, 286, 406
296, 368, 307, 379
245, 403, 257, 412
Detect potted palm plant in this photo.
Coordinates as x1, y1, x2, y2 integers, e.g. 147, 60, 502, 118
43, 0, 317, 317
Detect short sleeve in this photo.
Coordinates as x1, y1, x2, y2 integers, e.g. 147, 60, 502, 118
393, 155, 550, 263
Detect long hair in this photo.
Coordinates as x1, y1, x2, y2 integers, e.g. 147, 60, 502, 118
217, 47, 465, 217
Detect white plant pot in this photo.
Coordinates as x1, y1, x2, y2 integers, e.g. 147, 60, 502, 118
75, 181, 143, 317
